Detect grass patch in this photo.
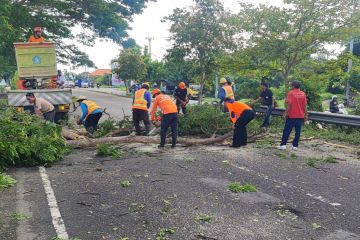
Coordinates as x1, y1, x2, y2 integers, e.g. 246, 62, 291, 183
156, 228, 175, 240
275, 152, 287, 159
0, 173, 16, 189
11, 213, 28, 221
195, 214, 212, 223
306, 157, 319, 167
228, 182, 258, 193
96, 144, 123, 158
222, 160, 230, 165
183, 157, 196, 163
306, 156, 339, 167
121, 180, 132, 188
323, 156, 339, 163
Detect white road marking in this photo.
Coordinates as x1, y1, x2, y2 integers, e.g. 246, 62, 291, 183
39, 166, 69, 239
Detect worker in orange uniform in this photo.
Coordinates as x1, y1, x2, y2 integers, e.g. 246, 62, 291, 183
76, 96, 102, 134
218, 77, 235, 112
151, 88, 178, 148
225, 98, 255, 148
132, 83, 152, 135
28, 27, 45, 43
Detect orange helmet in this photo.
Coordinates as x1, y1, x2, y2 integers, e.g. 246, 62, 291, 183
178, 82, 186, 89
151, 88, 161, 97
34, 27, 42, 33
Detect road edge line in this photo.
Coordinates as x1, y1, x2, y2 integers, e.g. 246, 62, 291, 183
39, 166, 69, 239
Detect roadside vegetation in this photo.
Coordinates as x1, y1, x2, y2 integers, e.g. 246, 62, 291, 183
228, 182, 258, 193
0, 173, 16, 189
0, 109, 69, 171
96, 144, 123, 158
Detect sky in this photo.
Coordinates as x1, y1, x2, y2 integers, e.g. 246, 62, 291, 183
63, 0, 285, 73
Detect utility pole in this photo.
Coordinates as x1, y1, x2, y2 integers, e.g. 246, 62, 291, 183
346, 1, 358, 105
346, 39, 354, 103
145, 36, 154, 60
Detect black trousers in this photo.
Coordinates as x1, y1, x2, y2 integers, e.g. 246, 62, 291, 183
43, 110, 55, 122
84, 112, 102, 134
132, 109, 151, 134
160, 113, 178, 146
176, 100, 187, 114
233, 110, 255, 147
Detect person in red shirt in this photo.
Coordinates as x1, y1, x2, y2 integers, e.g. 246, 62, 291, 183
279, 81, 308, 150
151, 89, 178, 148
28, 27, 45, 43
225, 98, 255, 147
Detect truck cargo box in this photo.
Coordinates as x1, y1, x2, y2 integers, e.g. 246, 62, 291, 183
14, 42, 57, 78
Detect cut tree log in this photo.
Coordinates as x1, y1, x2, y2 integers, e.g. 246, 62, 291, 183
62, 127, 87, 140
67, 132, 233, 149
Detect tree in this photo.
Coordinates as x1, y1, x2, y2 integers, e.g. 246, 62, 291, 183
0, 0, 152, 75
164, 0, 236, 103
235, 0, 360, 87
114, 48, 147, 93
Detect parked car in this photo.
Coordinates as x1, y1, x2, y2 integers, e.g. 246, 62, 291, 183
63, 81, 75, 88
81, 80, 89, 88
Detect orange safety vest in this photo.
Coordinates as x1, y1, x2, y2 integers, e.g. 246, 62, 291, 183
83, 100, 101, 118
223, 85, 235, 100
28, 36, 45, 43
132, 89, 148, 111
226, 101, 252, 124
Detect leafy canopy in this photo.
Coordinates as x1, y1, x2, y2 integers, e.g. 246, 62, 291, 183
0, 0, 153, 74
235, 0, 360, 82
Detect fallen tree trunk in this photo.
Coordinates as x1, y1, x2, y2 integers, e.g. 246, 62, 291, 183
62, 128, 87, 140
67, 132, 233, 149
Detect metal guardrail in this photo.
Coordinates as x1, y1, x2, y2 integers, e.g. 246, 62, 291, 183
255, 106, 360, 127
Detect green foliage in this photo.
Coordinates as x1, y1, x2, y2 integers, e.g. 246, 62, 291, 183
11, 213, 28, 221
323, 156, 339, 164
300, 80, 323, 111
306, 158, 318, 167
92, 119, 116, 138
164, 0, 235, 101
235, 1, 360, 86
228, 182, 257, 193
0, 109, 69, 170
195, 214, 212, 223
96, 144, 123, 158
156, 228, 175, 240
235, 76, 260, 99
121, 180, 132, 188
178, 104, 232, 137
114, 48, 147, 92
0, 0, 151, 73
0, 173, 16, 189
302, 123, 360, 145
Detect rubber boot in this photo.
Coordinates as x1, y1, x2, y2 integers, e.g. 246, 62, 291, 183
144, 124, 151, 136
159, 132, 166, 148
171, 134, 177, 148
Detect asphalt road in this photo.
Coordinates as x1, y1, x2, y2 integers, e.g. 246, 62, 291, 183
1, 89, 360, 240
72, 88, 132, 119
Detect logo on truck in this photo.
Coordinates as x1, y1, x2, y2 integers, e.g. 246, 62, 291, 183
32, 56, 41, 64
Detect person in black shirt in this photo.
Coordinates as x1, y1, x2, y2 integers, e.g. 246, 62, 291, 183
173, 82, 189, 114
253, 82, 275, 129
329, 95, 340, 113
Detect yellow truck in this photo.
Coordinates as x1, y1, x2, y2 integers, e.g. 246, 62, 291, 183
7, 42, 72, 122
